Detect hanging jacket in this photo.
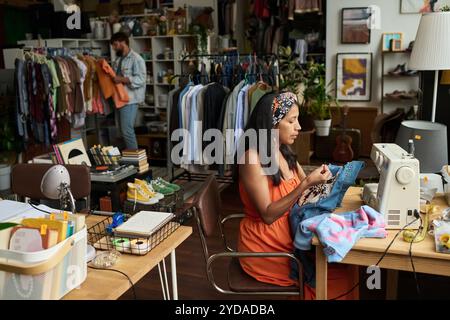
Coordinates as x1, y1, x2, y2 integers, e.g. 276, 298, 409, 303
96, 59, 129, 109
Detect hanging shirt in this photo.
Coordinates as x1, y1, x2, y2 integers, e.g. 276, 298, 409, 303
234, 84, 251, 153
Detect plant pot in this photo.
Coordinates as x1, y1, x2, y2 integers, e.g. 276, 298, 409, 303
314, 119, 332, 136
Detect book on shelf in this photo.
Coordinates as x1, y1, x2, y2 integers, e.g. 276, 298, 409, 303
138, 163, 149, 173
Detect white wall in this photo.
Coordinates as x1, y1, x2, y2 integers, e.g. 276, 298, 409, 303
326, 0, 421, 108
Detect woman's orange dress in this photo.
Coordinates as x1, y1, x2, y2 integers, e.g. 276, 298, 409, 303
238, 171, 359, 300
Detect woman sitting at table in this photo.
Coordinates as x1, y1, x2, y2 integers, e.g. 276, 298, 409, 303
236, 92, 358, 299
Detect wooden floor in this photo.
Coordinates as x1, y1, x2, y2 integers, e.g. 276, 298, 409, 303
119, 181, 450, 300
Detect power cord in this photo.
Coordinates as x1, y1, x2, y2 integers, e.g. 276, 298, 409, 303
28, 200, 53, 214
409, 215, 423, 297
329, 216, 420, 300
88, 265, 137, 300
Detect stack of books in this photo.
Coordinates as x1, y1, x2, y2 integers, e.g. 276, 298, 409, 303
121, 149, 149, 173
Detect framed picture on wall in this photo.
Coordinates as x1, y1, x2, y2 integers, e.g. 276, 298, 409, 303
401, 0, 450, 13
382, 32, 403, 51
336, 53, 372, 102
341, 7, 372, 44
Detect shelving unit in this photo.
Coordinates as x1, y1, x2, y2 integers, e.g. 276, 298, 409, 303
381, 50, 421, 114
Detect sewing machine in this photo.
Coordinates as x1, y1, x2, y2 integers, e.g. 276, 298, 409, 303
364, 144, 420, 229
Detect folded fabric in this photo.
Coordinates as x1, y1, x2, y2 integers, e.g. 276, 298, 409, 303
298, 205, 387, 262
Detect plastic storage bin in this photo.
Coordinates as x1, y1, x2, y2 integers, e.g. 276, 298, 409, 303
0, 227, 87, 300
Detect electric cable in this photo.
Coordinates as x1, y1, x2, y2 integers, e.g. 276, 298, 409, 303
409, 215, 423, 297
329, 217, 419, 300
28, 200, 53, 214
88, 265, 137, 300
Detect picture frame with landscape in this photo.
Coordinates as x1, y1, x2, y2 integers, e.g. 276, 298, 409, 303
341, 7, 372, 44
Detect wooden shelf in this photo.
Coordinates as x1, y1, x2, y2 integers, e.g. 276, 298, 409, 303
383, 74, 419, 78
383, 97, 418, 103
382, 50, 412, 54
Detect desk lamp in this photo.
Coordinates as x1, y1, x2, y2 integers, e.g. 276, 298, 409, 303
409, 12, 450, 122
40, 165, 76, 215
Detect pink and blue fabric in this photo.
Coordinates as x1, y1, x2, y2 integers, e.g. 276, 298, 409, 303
297, 205, 388, 262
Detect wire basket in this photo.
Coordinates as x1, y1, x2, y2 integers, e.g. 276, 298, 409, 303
87, 214, 181, 256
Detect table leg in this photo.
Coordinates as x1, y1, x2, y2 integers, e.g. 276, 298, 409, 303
171, 250, 178, 300
157, 262, 167, 300
162, 257, 171, 300
386, 269, 399, 300
315, 245, 328, 300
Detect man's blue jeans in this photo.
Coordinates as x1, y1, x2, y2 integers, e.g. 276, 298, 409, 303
119, 103, 138, 150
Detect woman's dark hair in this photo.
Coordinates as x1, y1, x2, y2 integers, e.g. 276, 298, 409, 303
234, 93, 298, 186
110, 32, 129, 46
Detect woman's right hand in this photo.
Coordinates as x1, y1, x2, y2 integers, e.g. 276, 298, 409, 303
306, 165, 332, 187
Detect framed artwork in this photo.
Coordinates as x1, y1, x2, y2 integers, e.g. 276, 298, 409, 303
336, 53, 372, 102
341, 7, 372, 44
382, 32, 403, 51
401, 0, 450, 13
391, 39, 403, 51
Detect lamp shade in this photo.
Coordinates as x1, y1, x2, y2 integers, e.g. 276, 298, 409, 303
409, 12, 450, 70
395, 120, 448, 173
40, 165, 71, 200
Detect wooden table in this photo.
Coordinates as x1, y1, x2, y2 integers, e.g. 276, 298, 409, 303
314, 187, 450, 300
64, 215, 192, 300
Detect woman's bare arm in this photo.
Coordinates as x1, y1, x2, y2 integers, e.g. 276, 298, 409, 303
240, 150, 312, 225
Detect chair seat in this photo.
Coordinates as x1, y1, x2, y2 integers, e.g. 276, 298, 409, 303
227, 258, 300, 293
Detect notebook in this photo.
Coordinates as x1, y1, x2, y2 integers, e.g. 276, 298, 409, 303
113, 211, 174, 238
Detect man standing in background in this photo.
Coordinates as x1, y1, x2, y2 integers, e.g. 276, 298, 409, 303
110, 32, 146, 150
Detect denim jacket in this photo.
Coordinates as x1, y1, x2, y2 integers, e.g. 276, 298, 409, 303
112, 50, 146, 105
289, 161, 365, 286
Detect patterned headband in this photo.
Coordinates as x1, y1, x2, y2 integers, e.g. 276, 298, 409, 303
272, 92, 298, 126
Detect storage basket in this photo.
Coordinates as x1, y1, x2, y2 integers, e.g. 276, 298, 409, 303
0, 227, 87, 300
88, 214, 181, 256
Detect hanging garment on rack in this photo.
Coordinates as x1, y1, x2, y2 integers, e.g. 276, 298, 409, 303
291, 0, 323, 15
14, 50, 109, 146
234, 83, 251, 152
14, 59, 29, 141
248, 81, 273, 114
168, 87, 183, 135
96, 59, 129, 109
222, 80, 245, 165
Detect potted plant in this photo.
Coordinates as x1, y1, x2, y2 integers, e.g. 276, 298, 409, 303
278, 46, 315, 130
302, 62, 336, 136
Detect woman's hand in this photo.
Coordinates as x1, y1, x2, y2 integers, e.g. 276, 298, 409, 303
306, 164, 332, 187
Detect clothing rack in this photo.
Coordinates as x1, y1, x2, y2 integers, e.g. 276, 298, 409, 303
166, 52, 280, 182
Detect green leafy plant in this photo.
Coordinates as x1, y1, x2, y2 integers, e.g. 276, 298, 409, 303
278, 46, 304, 94
189, 23, 208, 54
441, 5, 450, 11
302, 61, 337, 120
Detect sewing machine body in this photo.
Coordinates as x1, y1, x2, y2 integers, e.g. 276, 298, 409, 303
369, 144, 420, 229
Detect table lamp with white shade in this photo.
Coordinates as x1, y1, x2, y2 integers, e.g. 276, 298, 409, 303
409, 11, 450, 122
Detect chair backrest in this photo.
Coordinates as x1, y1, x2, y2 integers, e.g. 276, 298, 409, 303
11, 164, 91, 200
193, 175, 223, 238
